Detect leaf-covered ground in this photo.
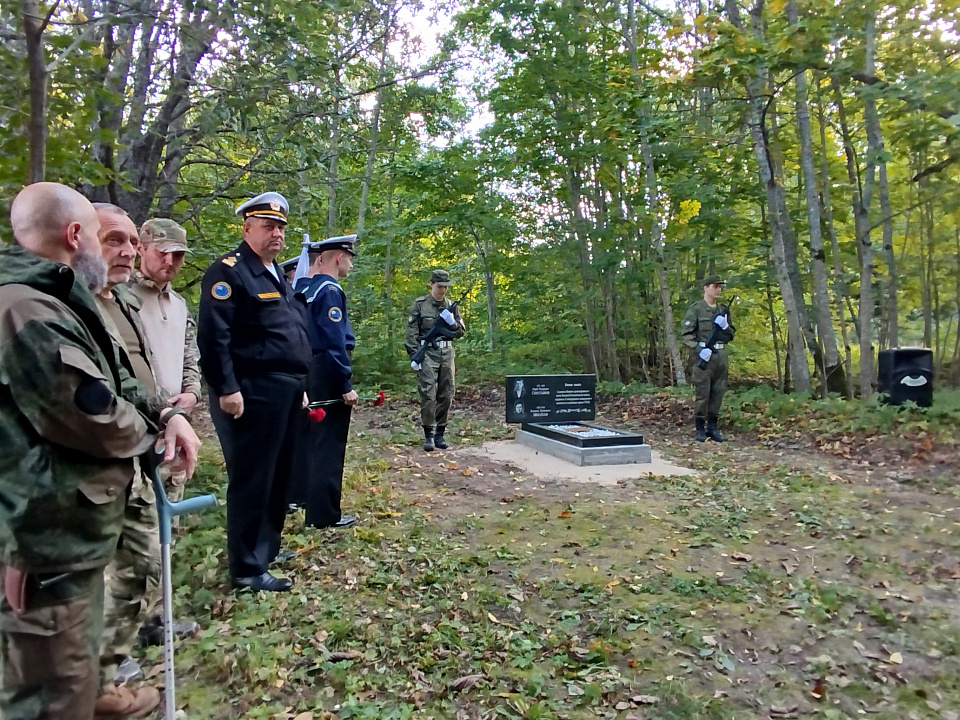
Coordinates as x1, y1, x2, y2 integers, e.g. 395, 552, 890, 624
155, 389, 960, 720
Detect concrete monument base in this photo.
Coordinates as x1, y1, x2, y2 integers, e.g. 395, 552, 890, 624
516, 422, 652, 466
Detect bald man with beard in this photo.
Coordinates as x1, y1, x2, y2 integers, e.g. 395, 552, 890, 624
0, 183, 200, 720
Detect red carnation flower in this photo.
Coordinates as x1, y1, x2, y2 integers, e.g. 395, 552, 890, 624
373, 391, 385, 407
308, 407, 326, 422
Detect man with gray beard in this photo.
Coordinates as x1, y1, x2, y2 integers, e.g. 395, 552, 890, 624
0, 183, 200, 720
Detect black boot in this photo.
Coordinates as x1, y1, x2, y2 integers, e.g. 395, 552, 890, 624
423, 428, 436, 451
706, 416, 726, 442
434, 425, 449, 450
695, 417, 707, 443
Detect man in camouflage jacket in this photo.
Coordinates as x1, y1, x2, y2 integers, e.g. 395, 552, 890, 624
0, 183, 199, 720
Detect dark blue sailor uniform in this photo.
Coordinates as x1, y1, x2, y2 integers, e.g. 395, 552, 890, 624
289, 273, 355, 527
198, 241, 312, 579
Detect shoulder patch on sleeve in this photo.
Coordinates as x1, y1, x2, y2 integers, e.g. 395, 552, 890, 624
328, 307, 343, 322
211, 282, 232, 300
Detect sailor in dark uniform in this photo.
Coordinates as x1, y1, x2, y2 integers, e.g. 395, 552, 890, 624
288, 235, 359, 529
197, 191, 312, 592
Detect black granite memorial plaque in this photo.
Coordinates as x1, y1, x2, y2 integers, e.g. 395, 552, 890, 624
505, 374, 596, 424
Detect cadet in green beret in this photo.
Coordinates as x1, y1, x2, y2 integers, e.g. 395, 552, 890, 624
680, 276, 735, 442
404, 269, 465, 451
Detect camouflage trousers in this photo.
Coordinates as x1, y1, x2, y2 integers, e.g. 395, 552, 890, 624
99, 474, 160, 690
0, 567, 104, 720
417, 348, 456, 429
691, 348, 729, 419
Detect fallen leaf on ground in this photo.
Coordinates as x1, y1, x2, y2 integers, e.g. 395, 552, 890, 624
449, 674, 485, 692
327, 650, 364, 662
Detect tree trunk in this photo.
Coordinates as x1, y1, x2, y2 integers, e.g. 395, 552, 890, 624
854, 12, 881, 397
356, 12, 392, 243
724, 0, 810, 392
787, 0, 845, 395
879, 161, 898, 347
327, 68, 342, 236
21, 0, 47, 183
641, 140, 686, 386
624, 0, 684, 385
562, 160, 601, 376
832, 76, 873, 398
815, 75, 855, 399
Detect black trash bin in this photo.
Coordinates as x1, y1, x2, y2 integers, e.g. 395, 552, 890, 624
877, 347, 933, 407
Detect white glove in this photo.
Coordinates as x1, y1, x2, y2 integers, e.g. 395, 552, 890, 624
714, 314, 729, 330
439, 308, 455, 325
410, 360, 422, 371
699, 348, 713, 362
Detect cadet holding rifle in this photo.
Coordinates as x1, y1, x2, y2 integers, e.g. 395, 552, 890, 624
404, 269, 465, 451
681, 276, 735, 443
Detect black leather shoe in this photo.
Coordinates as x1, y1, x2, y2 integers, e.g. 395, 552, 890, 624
332, 514, 357, 529
232, 572, 293, 592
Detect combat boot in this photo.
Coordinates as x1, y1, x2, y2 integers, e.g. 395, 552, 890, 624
434, 425, 449, 450
695, 417, 707, 442
706, 416, 726, 442
94, 685, 160, 718
423, 428, 436, 452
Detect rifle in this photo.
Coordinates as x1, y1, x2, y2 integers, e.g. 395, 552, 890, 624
410, 286, 471, 367
696, 300, 735, 370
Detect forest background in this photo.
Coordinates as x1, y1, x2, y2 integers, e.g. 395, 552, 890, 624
2, 0, 959, 400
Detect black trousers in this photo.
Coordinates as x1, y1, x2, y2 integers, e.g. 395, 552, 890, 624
292, 400, 351, 528
210, 372, 306, 578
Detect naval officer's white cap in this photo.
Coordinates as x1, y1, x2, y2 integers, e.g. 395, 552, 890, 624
236, 192, 289, 223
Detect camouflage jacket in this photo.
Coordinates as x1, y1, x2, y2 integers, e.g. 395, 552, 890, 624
403, 295, 465, 359
0, 245, 164, 572
680, 299, 735, 352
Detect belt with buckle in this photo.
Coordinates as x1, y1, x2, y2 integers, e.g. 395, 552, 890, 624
421, 340, 451, 348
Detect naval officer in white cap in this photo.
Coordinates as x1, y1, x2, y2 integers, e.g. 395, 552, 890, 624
197, 191, 312, 592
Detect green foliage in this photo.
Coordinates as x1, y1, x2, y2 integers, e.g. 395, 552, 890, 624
722, 385, 960, 442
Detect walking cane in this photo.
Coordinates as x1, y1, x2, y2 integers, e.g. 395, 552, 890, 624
142, 450, 218, 720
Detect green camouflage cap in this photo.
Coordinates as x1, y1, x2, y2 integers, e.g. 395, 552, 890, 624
430, 269, 452, 286
702, 275, 725, 286
140, 218, 190, 253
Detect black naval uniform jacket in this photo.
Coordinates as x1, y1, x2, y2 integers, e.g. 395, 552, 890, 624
198, 240, 313, 578
198, 241, 311, 395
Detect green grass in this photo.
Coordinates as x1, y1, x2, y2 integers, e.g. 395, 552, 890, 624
157, 404, 960, 720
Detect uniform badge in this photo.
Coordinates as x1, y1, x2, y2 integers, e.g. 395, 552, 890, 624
270, 200, 281, 211
212, 282, 232, 300
408, 315, 415, 324
258, 291, 281, 299
221, 256, 237, 267
328, 307, 343, 322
